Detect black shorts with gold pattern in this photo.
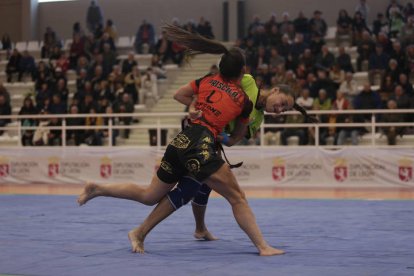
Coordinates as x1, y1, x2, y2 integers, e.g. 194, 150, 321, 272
157, 124, 225, 184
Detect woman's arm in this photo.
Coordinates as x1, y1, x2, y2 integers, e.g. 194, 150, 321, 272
173, 83, 194, 106
218, 118, 248, 147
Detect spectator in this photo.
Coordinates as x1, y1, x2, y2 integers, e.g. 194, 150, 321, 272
103, 105, 118, 146
269, 47, 285, 73
336, 9, 353, 40
141, 67, 158, 101
0, 94, 11, 135
397, 73, 414, 98
389, 11, 405, 38
252, 25, 269, 47
41, 27, 60, 59
386, 0, 403, 19
353, 83, 382, 123
377, 31, 392, 53
339, 72, 359, 103
79, 93, 97, 114
72, 22, 85, 38
1, 34, 12, 50
114, 93, 134, 139
277, 34, 291, 59
352, 12, 370, 46
296, 88, 314, 110
0, 82, 11, 104
309, 10, 327, 37
134, 20, 155, 54
121, 52, 137, 75
378, 75, 395, 105
356, 31, 375, 71
333, 90, 357, 145
381, 99, 404, 145
84, 107, 104, 145
55, 78, 69, 105
405, 45, 414, 77
17, 50, 35, 82
329, 64, 345, 88
32, 111, 51, 146
336, 46, 354, 72
390, 41, 406, 69
55, 52, 70, 74
150, 55, 167, 79
280, 113, 307, 146
368, 44, 390, 85
102, 43, 117, 75
124, 66, 141, 104
66, 104, 85, 146
253, 46, 269, 71
384, 59, 401, 84
100, 32, 116, 52
104, 19, 118, 40
315, 45, 335, 70
197, 17, 214, 39
86, 0, 104, 34
293, 11, 309, 36
279, 12, 292, 35
291, 33, 308, 57
47, 117, 62, 146
19, 97, 38, 146
311, 89, 332, 145
248, 15, 263, 33
69, 34, 86, 69
268, 25, 282, 47
265, 13, 278, 34
355, 0, 370, 23
300, 48, 315, 71
400, 16, 414, 47
6, 49, 21, 82
36, 83, 51, 111
372, 13, 389, 37
390, 85, 411, 110
314, 69, 336, 100
309, 32, 325, 56
403, 2, 414, 18
48, 94, 66, 115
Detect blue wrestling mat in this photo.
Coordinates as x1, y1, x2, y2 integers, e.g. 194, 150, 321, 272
0, 195, 413, 276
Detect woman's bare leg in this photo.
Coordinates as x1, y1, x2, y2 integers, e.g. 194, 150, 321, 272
204, 164, 284, 256
77, 175, 176, 206
128, 196, 176, 253
191, 203, 218, 241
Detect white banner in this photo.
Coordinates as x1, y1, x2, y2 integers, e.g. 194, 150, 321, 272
0, 147, 413, 188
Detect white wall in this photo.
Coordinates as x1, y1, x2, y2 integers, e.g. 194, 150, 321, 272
1, 0, 413, 42
37, 0, 225, 40
0, 0, 23, 41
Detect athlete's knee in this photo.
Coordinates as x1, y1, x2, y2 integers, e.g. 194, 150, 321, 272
225, 187, 247, 206
140, 189, 162, 206
167, 176, 202, 210
192, 184, 212, 206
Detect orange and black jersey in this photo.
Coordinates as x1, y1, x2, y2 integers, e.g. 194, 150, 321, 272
190, 74, 253, 137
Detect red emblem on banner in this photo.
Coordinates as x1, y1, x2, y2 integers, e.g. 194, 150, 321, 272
0, 164, 9, 177
100, 164, 112, 178
48, 164, 59, 177
272, 166, 285, 181
399, 166, 412, 182
334, 166, 347, 182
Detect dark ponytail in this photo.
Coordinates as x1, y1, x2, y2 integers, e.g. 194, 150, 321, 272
162, 24, 245, 79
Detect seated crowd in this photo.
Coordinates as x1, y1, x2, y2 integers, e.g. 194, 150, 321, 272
1, 0, 413, 146
234, 0, 414, 146
1, 13, 215, 146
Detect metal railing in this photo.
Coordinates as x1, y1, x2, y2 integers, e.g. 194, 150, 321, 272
0, 109, 413, 148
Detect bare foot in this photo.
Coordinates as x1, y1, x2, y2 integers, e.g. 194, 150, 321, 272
194, 230, 218, 241
77, 183, 100, 206
128, 228, 145, 254
259, 246, 285, 256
